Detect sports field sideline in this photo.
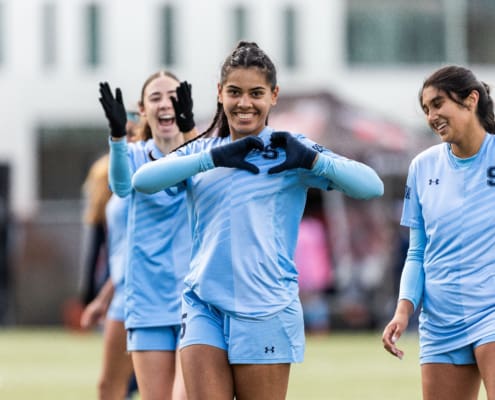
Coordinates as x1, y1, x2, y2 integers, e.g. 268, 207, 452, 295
0, 328, 424, 399
0, 328, 489, 399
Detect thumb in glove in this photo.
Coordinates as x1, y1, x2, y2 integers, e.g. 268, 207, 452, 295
211, 136, 264, 174
268, 131, 317, 174
171, 81, 195, 133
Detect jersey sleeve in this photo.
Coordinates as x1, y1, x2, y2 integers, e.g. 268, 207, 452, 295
108, 138, 133, 197
398, 226, 426, 311
400, 158, 424, 229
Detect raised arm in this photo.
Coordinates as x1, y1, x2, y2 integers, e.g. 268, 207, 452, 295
133, 136, 264, 194
311, 154, 384, 199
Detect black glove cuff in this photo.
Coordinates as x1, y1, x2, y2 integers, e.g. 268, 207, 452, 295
177, 116, 195, 133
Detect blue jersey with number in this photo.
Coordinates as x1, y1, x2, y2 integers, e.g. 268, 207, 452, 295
401, 133, 495, 356
176, 126, 349, 319
111, 139, 191, 329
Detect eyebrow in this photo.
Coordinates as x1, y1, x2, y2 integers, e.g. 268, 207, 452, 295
225, 84, 266, 91
148, 89, 176, 97
423, 95, 444, 108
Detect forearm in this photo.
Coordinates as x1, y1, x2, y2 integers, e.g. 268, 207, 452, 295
95, 278, 115, 307
397, 227, 426, 312
312, 154, 384, 199
109, 138, 132, 196
133, 151, 214, 194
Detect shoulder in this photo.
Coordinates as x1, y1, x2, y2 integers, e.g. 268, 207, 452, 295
410, 143, 445, 166
179, 136, 226, 155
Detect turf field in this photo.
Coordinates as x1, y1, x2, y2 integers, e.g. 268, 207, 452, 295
0, 328, 483, 399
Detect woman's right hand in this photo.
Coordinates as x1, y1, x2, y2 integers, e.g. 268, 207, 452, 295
99, 82, 128, 139
382, 301, 413, 360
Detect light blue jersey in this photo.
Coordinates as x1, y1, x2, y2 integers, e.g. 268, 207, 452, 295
158, 126, 382, 319
109, 138, 191, 329
105, 194, 129, 321
106, 194, 129, 288
401, 133, 495, 357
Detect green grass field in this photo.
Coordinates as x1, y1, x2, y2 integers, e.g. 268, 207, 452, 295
2, 328, 485, 399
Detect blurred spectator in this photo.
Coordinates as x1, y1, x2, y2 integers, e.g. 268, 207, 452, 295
295, 189, 334, 333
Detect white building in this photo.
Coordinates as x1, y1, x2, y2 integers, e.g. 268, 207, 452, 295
1, 0, 494, 324
1, 0, 494, 217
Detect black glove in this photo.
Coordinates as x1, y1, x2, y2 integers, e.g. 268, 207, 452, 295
99, 82, 127, 138
268, 131, 317, 174
211, 136, 264, 174
171, 81, 195, 133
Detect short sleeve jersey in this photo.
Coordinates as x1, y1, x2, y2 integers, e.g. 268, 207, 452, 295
125, 139, 191, 329
176, 126, 345, 319
401, 133, 495, 355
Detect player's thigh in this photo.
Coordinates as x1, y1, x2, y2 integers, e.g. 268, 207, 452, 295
421, 363, 480, 400
474, 340, 495, 398
101, 319, 133, 378
180, 344, 233, 400
233, 363, 290, 400
131, 350, 177, 400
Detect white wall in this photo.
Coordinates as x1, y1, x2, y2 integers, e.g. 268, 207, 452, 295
1, 0, 494, 217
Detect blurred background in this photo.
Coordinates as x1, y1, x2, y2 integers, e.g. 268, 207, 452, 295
0, 0, 494, 331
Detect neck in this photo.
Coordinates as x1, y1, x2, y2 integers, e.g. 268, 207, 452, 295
450, 126, 486, 158
153, 135, 185, 155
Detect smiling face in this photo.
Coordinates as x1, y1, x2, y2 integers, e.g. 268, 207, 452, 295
139, 74, 181, 142
421, 86, 480, 144
218, 67, 279, 140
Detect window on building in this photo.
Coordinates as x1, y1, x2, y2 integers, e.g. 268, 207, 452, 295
38, 125, 108, 200
160, 5, 175, 66
85, 3, 101, 67
467, 0, 495, 64
346, 0, 445, 64
232, 6, 248, 42
42, 3, 56, 68
0, 3, 4, 66
283, 6, 297, 68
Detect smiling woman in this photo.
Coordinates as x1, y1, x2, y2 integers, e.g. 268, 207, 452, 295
96, 71, 199, 400
132, 40, 384, 400
382, 65, 495, 400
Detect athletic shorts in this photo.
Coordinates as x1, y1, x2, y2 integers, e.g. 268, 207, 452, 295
107, 283, 125, 321
179, 289, 305, 364
420, 333, 495, 365
127, 325, 181, 352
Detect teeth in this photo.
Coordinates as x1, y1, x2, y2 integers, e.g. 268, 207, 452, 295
158, 115, 174, 121
238, 113, 252, 119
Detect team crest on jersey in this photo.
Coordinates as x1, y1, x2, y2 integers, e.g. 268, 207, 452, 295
404, 185, 411, 200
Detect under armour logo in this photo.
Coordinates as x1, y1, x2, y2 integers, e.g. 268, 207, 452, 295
265, 346, 275, 353
429, 179, 439, 185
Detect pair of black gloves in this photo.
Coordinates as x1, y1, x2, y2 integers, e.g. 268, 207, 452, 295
98, 81, 317, 174
210, 133, 317, 174
98, 80, 195, 139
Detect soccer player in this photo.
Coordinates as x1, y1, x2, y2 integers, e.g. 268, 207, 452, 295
98, 71, 197, 400
382, 65, 495, 400
132, 41, 384, 400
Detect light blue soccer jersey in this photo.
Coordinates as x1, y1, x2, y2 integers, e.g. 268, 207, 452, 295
176, 126, 351, 319
110, 139, 191, 329
105, 194, 129, 288
401, 133, 495, 356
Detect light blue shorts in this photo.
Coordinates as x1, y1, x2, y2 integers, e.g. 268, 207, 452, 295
420, 334, 495, 365
127, 325, 181, 352
179, 289, 305, 364
107, 283, 125, 321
